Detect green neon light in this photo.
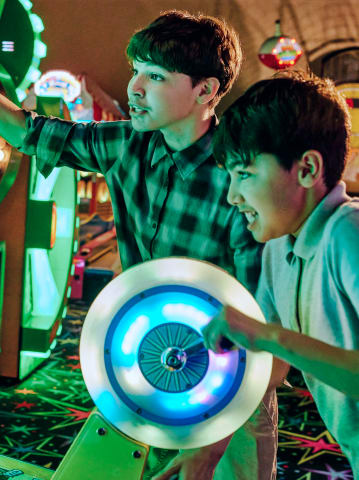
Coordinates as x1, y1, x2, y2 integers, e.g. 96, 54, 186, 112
30, 13, 44, 32
21, 127, 77, 377
23, 162, 76, 320
21, 349, 51, 359
15, 89, 26, 102
26, 65, 41, 83
19, 96, 80, 378
0, 64, 22, 203
0, 0, 48, 102
34, 39, 47, 58
56, 324, 62, 337
0, 0, 6, 18
18, 0, 32, 10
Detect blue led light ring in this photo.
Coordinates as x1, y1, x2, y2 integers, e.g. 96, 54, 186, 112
104, 284, 247, 426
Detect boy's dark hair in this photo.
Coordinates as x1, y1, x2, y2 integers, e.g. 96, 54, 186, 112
126, 10, 242, 106
214, 70, 351, 190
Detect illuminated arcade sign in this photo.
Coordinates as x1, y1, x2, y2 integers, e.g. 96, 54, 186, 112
35, 70, 81, 103
258, 20, 302, 70
0, 0, 47, 101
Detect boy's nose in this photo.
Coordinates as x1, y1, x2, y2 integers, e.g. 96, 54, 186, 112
128, 78, 145, 98
227, 184, 244, 206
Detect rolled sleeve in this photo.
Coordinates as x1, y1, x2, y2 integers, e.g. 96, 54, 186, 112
19, 110, 74, 178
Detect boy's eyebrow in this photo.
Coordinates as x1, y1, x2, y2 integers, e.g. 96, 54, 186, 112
133, 60, 168, 71
225, 158, 245, 170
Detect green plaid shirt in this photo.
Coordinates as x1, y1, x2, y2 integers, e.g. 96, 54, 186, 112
19, 112, 262, 293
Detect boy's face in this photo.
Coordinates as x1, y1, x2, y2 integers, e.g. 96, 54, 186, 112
227, 153, 309, 242
127, 60, 200, 133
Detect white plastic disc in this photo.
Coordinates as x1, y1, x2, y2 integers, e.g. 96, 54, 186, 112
80, 257, 272, 449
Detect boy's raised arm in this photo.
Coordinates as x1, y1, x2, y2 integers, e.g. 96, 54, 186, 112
0, 93, 27, 148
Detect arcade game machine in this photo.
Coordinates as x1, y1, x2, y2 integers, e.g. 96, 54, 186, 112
336, 80, 359, 194
315, 48, 359, 195
61, 72, 127, 301
31, 68, 125, 302
0, 257, 273, 479
0, 0, 78, 380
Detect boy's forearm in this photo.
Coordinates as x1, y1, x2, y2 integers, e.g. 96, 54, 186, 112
180, 434, 233, 467
257, 324, 359, 399
0, 93, 27, 147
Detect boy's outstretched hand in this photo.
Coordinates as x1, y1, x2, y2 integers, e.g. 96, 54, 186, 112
202, 305, 268, 353
203, 306, 290, 390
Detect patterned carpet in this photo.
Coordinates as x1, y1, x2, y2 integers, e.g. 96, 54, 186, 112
0, 300, 353, 479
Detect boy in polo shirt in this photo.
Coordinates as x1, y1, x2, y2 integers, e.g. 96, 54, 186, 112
203, 70, 359, 477
0, 10, 281, 480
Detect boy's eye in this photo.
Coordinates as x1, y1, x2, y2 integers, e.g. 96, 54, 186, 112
150, 73, 164, 81
234, 169, 250, 180
239, 172, 250, 180
131, 68, 138, 76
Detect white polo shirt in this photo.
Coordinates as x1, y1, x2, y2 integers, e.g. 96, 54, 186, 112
256, 181, 359, 476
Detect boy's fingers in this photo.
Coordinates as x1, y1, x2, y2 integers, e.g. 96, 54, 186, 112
202, 323, 219, 351
203, 328, 228, 353
218, 336, 235, 351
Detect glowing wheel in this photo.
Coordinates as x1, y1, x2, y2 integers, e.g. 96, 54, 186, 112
80, 257, 272, 449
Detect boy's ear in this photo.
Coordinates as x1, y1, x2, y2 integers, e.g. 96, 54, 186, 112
196, 77, 220, 105
297, 150, 324, 188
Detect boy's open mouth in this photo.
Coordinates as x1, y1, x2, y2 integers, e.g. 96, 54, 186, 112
128, 102, 149, 115
130, 107, 147, 114
240, 209, 257, 225
244, 211, 257, 223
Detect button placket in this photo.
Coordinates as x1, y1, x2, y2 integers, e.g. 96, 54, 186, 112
294, 255, 303, 332
149, 163, 173, 254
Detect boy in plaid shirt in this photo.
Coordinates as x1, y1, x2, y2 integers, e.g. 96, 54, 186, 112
0, 10, 281, 480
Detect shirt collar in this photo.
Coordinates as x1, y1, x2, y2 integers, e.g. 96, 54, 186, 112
285, 181, 350, 262
150, 116, 218, 178
150, 132, 169, 168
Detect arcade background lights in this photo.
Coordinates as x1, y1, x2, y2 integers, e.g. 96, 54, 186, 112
0, 0, 78, 380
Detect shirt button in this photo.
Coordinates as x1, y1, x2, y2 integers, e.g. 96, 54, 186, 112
152, 222, 157, 229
